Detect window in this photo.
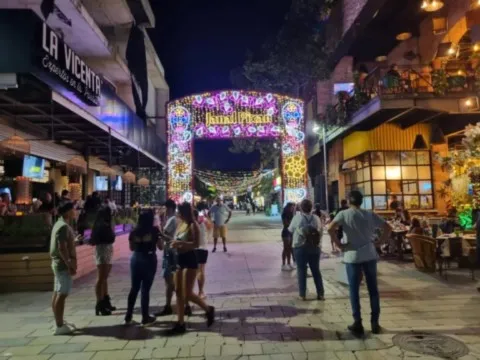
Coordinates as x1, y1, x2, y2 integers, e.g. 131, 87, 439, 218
341, 150, 434, 210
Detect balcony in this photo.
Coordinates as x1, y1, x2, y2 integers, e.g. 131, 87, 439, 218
322, 63, 480, 143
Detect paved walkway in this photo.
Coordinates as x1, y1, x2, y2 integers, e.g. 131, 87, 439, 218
0, 213, 480, 359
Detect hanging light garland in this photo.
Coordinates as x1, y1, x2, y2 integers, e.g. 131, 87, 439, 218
122, 171, 136, 184
100, 166, 117, 179
194, 170, 273, 194
66, 156, 87, 175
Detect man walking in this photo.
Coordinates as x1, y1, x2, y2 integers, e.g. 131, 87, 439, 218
156, 199, 178, 316
50, 201, 77, 335
209, 197, 232, 253
327, 191, 391, 336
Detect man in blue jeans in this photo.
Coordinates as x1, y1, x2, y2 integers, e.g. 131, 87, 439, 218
328, 191, 391, 336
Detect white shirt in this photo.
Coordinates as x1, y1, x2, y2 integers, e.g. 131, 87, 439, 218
288, 213, 322, 248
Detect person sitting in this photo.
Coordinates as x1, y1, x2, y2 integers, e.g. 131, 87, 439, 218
409, 218, 424, 236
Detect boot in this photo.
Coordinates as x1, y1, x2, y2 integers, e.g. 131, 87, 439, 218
95, 300, 112, 316
347, 321, 364, 337
104, 295, 116, 311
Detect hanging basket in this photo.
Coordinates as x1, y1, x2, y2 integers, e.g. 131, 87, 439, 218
0, 135, 31, 155
100, 166, 117, 179
66, 156, 87, 175
68, 183, 82, 201
15, 176, 31, 205
122, 171, 136, 184
137, 177, 150, 187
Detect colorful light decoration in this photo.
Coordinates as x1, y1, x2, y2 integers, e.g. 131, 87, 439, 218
194, 169, 273, 195
167, 90, 307, 203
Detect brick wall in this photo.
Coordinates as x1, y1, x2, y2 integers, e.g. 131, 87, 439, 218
331, 56, 354, 84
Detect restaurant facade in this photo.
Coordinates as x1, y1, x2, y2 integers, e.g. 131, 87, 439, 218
0, 2, 168, 291
309, 0, 480, 217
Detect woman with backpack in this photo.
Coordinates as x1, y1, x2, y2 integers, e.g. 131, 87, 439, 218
90, 206, 116, 315
288, 199, 325, 301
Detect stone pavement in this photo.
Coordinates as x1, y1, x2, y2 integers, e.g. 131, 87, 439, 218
0, 213, 480, 359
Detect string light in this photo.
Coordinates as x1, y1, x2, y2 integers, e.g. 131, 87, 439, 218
167, 90, 307, 203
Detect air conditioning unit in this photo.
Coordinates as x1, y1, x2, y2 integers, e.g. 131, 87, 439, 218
0, 74, 18, 90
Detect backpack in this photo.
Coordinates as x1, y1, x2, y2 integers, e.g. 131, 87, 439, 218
299, 215, 321, 248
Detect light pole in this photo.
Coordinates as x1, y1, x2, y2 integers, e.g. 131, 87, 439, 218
313, 122, 329, 214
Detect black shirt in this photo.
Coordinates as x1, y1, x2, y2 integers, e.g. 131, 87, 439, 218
282, 212, 293, 230
129, 228, 160, 253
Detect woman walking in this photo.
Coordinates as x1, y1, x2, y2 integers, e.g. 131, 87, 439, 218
125, 210, 161, 326
288, 199, 325, 301
281, 203, 295, 271
90, 206, 116, 316
169, 202, 215, 335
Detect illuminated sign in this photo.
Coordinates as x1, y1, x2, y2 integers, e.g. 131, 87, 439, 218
167, 90, 308, 204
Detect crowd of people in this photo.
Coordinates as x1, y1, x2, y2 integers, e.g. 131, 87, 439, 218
48, 196, 238, 336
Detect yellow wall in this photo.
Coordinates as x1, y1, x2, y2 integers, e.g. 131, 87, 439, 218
343, 123, 432, 159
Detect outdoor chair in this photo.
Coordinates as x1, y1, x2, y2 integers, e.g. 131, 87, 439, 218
406, 234, 436, 273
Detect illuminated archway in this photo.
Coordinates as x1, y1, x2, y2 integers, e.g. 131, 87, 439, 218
167, 90, 307, 204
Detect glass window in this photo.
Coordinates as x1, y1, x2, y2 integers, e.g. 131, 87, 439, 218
356, 183, 365, 195
420, 195, 433, 209
402, 181, 417, 194
356, 169, 364, 182
401, 151, 416, 165
419, 181, 433, 194
371, 152, 385, 165
385, 152, 400, 165
402, 166, 418, 180
386, 180, 402, 194
373, 181, 386, 195
374, 196, 387, 210
364, 181, 372, 195
364, 196, 373, 210
363, 167, 371, 181
345, 172, 351, 185
360, 153, 370, 168
418, 166, 431, 179
386, 166, 401, 180
417, 151, 430, 165
372, 166, 386, 180
404, 195, 420, 209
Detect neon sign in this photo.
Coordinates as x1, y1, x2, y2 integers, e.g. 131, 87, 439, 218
167, 90, 307, 204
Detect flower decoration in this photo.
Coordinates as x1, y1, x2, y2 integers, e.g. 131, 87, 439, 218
284, 154, 306, 180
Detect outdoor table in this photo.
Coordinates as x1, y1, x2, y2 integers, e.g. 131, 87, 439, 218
389, 224, 410, 260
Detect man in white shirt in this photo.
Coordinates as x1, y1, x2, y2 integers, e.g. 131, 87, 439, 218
209, 197, 232, 253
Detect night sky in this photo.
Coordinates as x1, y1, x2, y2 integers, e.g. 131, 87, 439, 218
150, 0, 290, 171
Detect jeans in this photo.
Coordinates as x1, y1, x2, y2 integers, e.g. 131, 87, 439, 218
293, 246, 324, 297
345, 260, 380, 324
126, 252, 157, 320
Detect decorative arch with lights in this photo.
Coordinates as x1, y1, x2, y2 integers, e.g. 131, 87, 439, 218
167, 90, 307, 204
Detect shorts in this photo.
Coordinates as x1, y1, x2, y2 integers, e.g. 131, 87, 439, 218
213, 225, 227, 238
162, 248, 178, 278
53, 269, 73, 295
195, 249, 208, 264
177, 250, 198, 270
281, 228, 292, 239
95, 244, 114, 265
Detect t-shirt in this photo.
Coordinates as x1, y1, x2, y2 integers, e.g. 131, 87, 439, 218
164, 216, 177, 239
210, 204, 231, 226
50, 217, 76, 271
333, 208, 385, 263
288, 213, 322, 248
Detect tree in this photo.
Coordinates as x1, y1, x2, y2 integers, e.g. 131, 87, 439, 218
228, 139, 280, 169
232, 0, 337, 101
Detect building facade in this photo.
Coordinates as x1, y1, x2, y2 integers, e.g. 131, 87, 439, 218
309, 0, 479, 216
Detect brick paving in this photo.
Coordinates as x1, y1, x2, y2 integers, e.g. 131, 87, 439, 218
0, 213, 480, 359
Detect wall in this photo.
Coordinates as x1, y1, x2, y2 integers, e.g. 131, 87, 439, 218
155, 88, 169, 142
343, 123, 432, 159
431, 143, 449, 215
343, 0, 368, 36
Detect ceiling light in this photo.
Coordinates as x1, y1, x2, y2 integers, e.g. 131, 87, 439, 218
465, 98, 473, 107
474, 44, 480, 52
421, 0, 444, 12
375, 55, 388, 62
447, 47, 456, 55
396, 32, 412, 41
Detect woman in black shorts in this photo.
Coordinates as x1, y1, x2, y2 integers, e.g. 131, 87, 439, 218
281, 203, 295, 271
169, 202, 215, 335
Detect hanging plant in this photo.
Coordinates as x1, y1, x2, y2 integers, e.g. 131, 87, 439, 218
432, 69, 448, 95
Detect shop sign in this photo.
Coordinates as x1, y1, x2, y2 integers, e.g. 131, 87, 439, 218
40, 23, 101, 106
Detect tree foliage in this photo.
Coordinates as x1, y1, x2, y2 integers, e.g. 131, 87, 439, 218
232, 0, 335, 100
229, 139, 280, 169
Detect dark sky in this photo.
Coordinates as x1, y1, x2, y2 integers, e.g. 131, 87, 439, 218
150, 0, 290, 170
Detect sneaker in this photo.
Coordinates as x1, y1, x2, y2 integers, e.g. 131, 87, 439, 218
289, 263, 296, 270
348, 322, 365, 337
206, 306, 215, 327
53, 324, 73, 336
166, 322, 186, 336
281, 264, 290, 271
317, 295, 325, 301
154, 305, 173, 317
185, 305, 192, 317
141, 315, 156, 327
